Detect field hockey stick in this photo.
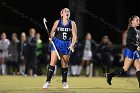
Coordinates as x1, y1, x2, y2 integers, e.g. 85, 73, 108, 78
43, 18, 61, 60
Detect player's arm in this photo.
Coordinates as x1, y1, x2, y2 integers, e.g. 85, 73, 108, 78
71, 21, 77, 46
69, 21, 77, 52
49, 20, 59, 39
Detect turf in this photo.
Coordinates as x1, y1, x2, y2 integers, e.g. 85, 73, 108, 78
0, 76, 140, 93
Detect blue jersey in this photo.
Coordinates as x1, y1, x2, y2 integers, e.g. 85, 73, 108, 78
51, 19, 72, 55
55, 19, 72, 41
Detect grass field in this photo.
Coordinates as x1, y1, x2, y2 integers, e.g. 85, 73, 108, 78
0, 75, 140, 93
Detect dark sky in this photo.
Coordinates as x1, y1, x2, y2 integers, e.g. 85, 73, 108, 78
85, 0, 140, 44
0, 0, 140, 44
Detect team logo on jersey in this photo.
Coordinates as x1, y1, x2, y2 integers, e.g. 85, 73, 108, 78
57, 27, 72, 32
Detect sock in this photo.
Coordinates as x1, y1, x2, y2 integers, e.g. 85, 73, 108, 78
86, 66, 90, 76
19, 65, 22, 74
74, 65, 78, 75
77, 66, 82, 75
46, 65, 55, 82
75, 65, 78, 75
109, 68, 125, 77
71, 65, 77, 75
1, 64, 6, 75
62, 68, 68, 82
89, 63, 93, 77
20, 65, 25, 75
136, 71, 140, 88
22, 65, 25, 75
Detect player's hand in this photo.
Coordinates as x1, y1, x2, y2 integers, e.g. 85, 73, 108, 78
137, 46, 140, 51
49, 37, 53, 41
68, 44, 74, 52
49, 32, 55, 41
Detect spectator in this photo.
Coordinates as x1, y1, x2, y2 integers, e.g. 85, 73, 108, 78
77, 33, 97, 77
26, 28, 37, 76
7, 33, 19, 75
36, 33, 43, 59
98, 35, 113, 75
0, 32, 10, 75
18, 32, 28, 76
36, 32, 43, 75
69, 41, 81, 76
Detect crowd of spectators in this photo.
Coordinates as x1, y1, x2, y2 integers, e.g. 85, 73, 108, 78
0, 27, 135, 77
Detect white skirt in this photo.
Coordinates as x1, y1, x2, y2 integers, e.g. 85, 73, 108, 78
82, 50, 92, 61
0, 51, 8, 58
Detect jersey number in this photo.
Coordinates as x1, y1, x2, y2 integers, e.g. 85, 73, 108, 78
63, 32, 67, 40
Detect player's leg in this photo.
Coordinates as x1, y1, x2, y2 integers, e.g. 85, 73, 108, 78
77, 60, 85, 76
47, 51, 58, 81
106, 57, 133, 85
61, 55, 69, 88
86, 60, 90, 77
1, 56, 6, 75
43, 51, 58, 88
89, 60, 93, 77
134, 59, 140, 88
32, 53, 37, 77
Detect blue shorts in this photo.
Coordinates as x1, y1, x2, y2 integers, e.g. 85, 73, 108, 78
51, 37, 71, 55
123, 48, 140, 60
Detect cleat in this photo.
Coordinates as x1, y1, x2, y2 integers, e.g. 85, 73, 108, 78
62, 82, 69, 89
106, 73, 112, 85
42, 81, 51, 89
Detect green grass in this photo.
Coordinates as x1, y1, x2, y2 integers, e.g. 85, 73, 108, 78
0, 76, 140, 93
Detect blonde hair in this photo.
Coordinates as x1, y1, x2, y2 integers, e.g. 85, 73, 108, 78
60, 8, 70, 18
129, 15, 139, 25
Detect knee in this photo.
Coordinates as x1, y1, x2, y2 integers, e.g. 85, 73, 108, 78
61, 62, 69, 68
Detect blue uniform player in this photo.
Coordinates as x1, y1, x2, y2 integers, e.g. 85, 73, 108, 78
43, 8, 77, 89
106, 15, 140, 88
51, 19, 73, 55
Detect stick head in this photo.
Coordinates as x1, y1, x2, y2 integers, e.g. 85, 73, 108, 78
43, 18, 47, 23
43, 18, 48, 31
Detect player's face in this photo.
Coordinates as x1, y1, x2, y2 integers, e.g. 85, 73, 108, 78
29, 28, 36, 37
12, 34, 17, 41
62, 8, 70, 19
132, 16, 140, 27
86, 33, 92, 40
102, 36, 109, 43
1, 33, 6, 40
37, 33, 40, 39
21, 33, 26, 41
